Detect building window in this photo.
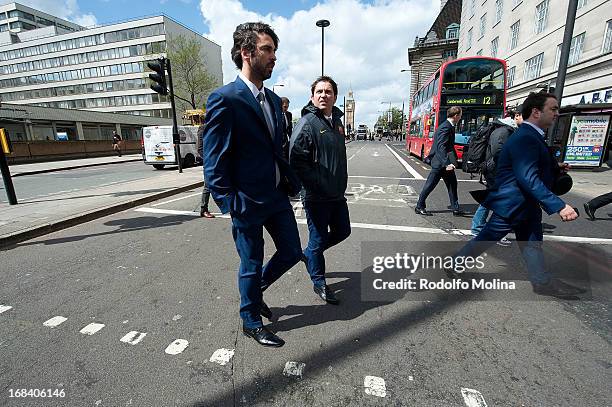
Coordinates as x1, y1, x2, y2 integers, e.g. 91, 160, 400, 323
476, 49, 483, 56
512, 0, 522, 6
509, 20, 520, 50
442, 49, 457, 59
446, 23, 460, 39
603, 20, 612, 54
0, 12, 6, 21
467, 28, 473, 49
470, 0, 476, 17
524, 53, 544, 81
480, 14, 487, 38
555, 32, 586, 68
577, 0, 587, 8
491, 37, 499, 57
507, 66, 516, 87
535, 0, 549, 34
495, 0, 504, 24
0, 23, 7, 32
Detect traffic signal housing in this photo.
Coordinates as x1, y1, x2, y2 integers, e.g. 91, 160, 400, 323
147, 58, 168, 95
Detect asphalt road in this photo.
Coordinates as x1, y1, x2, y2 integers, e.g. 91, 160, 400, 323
0, 161, 174, 204
0, 141, 610, 406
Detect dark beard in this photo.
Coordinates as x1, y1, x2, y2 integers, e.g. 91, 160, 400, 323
251, 59, 272, 81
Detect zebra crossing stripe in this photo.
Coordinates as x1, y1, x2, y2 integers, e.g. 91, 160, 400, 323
79, 323, 105, 335
120, 331, 147, 345
0, 305, 12, 314
43, 316, 67, 328
461, 388, 488, 407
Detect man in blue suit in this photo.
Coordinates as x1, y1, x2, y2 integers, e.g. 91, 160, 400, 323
415, 106, 465, 216
452, 93, 583, 299
202, 22, 302, 347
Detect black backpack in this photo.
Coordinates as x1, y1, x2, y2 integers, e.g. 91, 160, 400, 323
462, 122, 504, 173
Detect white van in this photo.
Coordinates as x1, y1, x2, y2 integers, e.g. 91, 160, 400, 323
142, 125, 200, 170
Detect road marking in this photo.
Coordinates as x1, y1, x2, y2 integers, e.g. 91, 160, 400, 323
79, 323, 105, 335
283, 361, 306, 378
349, 175, 417, 180
0, 305, 13, 314
210, 348, 235, 365
43, 316, 67, 328
120, 331, 147, 345
292, 200, 303, 217
165, 339, 189, 355
364, 375, 386, 397
152, 192, 201, 207
461, 388, 488, 407
348, 145, 366, 161
385, 144, 425, 180
134, 207, 612, 245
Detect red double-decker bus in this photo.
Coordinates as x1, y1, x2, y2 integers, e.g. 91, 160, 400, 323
407, 57, 507, 162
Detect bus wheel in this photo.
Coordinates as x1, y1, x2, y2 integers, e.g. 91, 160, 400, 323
153, 164, 165, 170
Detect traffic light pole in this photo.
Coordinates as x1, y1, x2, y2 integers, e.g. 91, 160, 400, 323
165, 58, 182, 174
0, 149, 17, 205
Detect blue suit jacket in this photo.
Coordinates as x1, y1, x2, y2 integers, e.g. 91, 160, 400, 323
430, 119, 458, 169
483, 123, 565, 221
202, 77, 300, 219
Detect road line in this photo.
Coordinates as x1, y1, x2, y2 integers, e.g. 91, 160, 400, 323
80, 323, 105, 335
384, 144, 425, 180
0, 305, 13, 314
210, 348, 235, 365
134, 207, 612, 245
364, 376, 386, 397
152, 192, 201, 207
43, 316, 67, 328
349, 175, 417, 180
348, 145, 366, 161
461, 388, 488, 407
283, 361, 306, 378
165, 339, 189, 355
120, 331, 147, 345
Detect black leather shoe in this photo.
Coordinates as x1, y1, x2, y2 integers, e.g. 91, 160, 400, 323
415, 207, 432, 216
313, 284, 339, 304
533, 279, 586, 299
452, 209, 467, 217
260, 301, 272, 319
583, 202, 596, 221
242, 325, 285, 347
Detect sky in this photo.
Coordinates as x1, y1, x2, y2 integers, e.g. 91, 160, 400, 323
13, 0, 443, 127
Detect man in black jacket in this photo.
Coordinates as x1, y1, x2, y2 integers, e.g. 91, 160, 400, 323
289, 76, 350, 304
415, 106, 464, 216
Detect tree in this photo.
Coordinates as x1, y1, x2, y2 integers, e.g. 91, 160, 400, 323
166, 34, 220, 112
375, 107, 405, 132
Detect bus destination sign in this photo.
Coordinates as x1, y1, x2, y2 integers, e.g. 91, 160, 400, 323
443, 94, 498, 106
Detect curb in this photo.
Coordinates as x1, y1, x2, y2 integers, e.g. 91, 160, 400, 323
0, 181, 203, 249
12, 158, 144, 177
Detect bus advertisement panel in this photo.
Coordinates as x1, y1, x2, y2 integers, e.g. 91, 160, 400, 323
407, 57, 506, 162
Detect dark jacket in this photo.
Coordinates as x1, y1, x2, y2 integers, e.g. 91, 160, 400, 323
483, 118, 515, 188
483, 123, 565, 221
289, 102, 347, 202
430, 119, 458, 169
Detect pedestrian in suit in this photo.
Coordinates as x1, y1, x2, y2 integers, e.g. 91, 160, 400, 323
196, 125, 214, 218
415, 106, 465, 216
281, 97, 292, 159
202, 22, 303, 348
290, 76, 351, 305
583, 191, 612, 220
452, 92, 583, 299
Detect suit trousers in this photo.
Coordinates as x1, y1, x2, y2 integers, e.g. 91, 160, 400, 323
416, 167, 459, 210
456, 211, 551, 285
303, 200, 351, 287
587, 191, 612, 210
231, 207, 302, 329
200, 183, 211, 211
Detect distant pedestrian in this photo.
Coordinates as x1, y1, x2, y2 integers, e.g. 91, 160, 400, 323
281, 97, 293, 157
415, 106, 465, 216
583, 191, 612, 220
196, 125, 215, 218
290, 76, 351, 305
112, 130, 122, 156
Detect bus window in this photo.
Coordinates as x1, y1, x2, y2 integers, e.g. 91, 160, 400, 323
443, 59, 504, 90
432, 76, 439, 96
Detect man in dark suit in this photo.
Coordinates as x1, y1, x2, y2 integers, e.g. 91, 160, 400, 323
415, 106, 464, 216
453, 93, 582, 299
281, 97, 292, 158
202, 22, 302, 347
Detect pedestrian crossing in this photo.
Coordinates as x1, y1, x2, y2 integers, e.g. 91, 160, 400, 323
0, 302, 489, 405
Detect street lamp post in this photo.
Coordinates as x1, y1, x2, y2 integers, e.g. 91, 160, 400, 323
272, 84, 285, 93
316, 19, 330, 76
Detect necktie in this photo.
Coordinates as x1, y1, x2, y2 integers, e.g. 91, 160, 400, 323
256, 92, 280, 186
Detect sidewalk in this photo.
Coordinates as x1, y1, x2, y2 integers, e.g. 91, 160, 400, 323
1, 156, 203, 248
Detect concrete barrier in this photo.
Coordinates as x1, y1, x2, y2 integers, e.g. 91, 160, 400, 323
7, 140, 142, 164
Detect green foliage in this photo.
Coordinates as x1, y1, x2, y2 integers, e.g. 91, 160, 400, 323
375, 107, 406, 132
166, 34, 220, 111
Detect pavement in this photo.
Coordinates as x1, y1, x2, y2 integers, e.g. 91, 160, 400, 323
1, 149, 610, 249
1, 155, 203, 248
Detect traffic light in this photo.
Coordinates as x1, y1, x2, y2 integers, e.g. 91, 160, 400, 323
147, 58, 167, 95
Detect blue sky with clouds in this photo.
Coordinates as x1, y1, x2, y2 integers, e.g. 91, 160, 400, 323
13, 0, 441, 127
